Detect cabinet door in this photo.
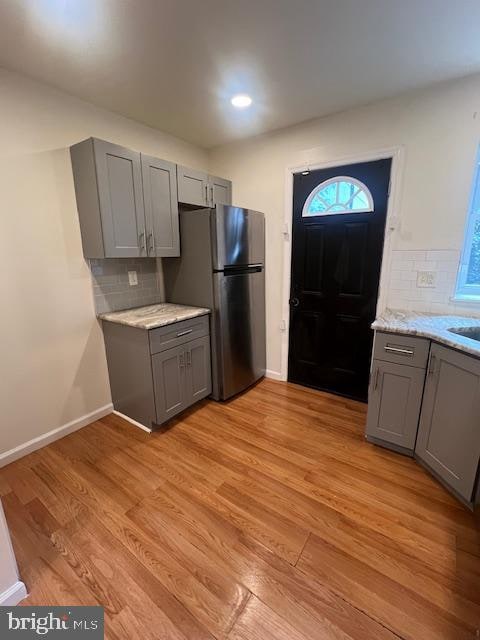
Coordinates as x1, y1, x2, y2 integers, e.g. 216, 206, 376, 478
177, 166, 209, 207
152, 345, 187, 424
93, 139, 146, 257
209, 175, 232, 206
141, 155, 180, 257
415, 344, 480, 501
366, 360, 425, 451
185, 336, 212, 403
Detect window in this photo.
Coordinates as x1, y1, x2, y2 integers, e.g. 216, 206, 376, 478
456, 151, 480, 300
302, 176, 374, 217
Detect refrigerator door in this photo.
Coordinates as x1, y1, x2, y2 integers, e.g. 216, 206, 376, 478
213, 267, 266, 399
212, 205, 265, 270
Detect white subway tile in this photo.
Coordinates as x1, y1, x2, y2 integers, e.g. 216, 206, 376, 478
391, 261, 415, 271
414, 261, 436, 271
426, 250, 459, 262
389, 280, 412, 291
436, 260, 459, 272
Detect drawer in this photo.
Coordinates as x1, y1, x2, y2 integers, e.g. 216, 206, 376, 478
149, 315, 210, 355
373, 331, 430, 369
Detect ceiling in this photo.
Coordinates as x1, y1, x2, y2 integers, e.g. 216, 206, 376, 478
1, 0, 480, 148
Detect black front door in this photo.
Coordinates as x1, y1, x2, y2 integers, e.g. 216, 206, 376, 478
288, 159, 391, 401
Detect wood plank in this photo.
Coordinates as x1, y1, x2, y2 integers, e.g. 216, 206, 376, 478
0, 378, 477, 640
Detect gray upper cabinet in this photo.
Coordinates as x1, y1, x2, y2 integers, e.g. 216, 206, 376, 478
366, 360, 426, 452
71, 138, 146, 258
210, 175, 232, 206
177, 166, 209, 207
415, 343, 480, 502
71, 138, 181, 258
177, 165, 232, 208
141, 155, 180, 257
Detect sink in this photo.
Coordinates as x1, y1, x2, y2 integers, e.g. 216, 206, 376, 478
448, 326, 480, 342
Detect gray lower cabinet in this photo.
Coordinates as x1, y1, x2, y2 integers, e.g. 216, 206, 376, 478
186, 336, 212, 402
365, 331, 428, 453
152, 335, 212, 423
152, 344, 188, 422
103, 315, 211, 428
366, 360, 426, 452
415, 343, 480, 502
71, 138, 179, 258
177, 165, 232, 208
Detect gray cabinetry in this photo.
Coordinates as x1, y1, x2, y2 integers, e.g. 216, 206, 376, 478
71, 138, 179, 258
152, 344, 187, 422
177, 166, 232, 207
141, 155, 180, 257
210, 175, 232, 206
186, 335, 212, 403
103, 315, 211, 428
415, 343, 480, 502
71, 138, 146, 258
366, 332, 428, 454
177, 166, 209, 207
366, 361, 426, 452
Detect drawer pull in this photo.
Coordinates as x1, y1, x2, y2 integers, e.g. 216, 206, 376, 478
177, 329, 193, 337
384, 345, 414, 356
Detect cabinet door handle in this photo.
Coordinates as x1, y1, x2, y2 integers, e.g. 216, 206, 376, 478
186, 350, 191, 366
177, 329, 193, 337
205, 184, 209, 205
428, 353, 436, 376
210, 185, 214, 206
384, 345, 414, 356
148, 231, 155, 256
179, 353, 185, 367
374, 367, 380, 391
139, 231, 146, 253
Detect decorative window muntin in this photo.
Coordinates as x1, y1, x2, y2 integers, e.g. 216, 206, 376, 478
302, 176, 374, 217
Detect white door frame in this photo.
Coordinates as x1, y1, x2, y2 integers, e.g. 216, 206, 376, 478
279, 145, 405, 382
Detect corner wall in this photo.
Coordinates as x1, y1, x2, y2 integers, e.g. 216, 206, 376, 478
0, 69, 208, 458
208, 73, 480, 377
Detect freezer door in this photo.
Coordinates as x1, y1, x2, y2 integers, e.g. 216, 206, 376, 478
213, 268, 266, 400
212, 205, 265, 270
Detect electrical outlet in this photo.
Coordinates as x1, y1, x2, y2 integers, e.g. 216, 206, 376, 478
416, 271, 436, 288
128, 270, 138, 286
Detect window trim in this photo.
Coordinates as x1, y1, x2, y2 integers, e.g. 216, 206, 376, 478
455, 152, 480, 301
301, 175, 374, 218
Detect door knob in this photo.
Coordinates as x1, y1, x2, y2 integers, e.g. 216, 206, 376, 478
289, 297, 300, 307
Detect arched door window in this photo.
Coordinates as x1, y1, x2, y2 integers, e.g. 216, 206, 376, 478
302, 176, 374, 217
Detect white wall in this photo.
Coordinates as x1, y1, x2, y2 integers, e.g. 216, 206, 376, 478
0, 69, 208, 458
209, 73, 480, 377
0, 500, 26, 604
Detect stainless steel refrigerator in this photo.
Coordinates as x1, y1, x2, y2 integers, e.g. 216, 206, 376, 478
163, 205, 266, 400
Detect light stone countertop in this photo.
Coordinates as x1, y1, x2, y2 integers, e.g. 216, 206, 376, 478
99, 303, 210, 330
372, 309, 480, 358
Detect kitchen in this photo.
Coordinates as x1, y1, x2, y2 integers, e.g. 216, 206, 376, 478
0, 2, 480, 639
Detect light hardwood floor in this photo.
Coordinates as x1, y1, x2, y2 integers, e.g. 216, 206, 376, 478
1, 379, 479, 639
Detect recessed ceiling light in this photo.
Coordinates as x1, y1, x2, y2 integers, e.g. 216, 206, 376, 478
231, 94, 252, 109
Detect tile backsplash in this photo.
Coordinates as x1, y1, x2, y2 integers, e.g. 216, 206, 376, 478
89, 258, 163, 314
386, 249, 480, 317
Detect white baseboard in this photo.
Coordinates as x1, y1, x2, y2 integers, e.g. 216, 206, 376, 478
112, 410, 152, 433
265, 369, 285, 381
0, 581, 28, 606
0, 404, 113, 468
